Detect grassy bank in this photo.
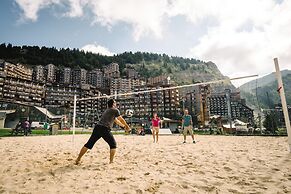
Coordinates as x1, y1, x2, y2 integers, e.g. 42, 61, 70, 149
0, 128, 287, 137
0, 128, 12, 137
0, 128, 126, 137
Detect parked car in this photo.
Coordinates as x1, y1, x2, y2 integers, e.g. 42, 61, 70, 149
30, 122, 45, 129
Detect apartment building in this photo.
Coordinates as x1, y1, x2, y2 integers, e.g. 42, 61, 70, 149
71, 68, 87, 86
103, 63, 120, 78
4, 62, 33, 81
162, 86, 180, 118
125, 67, 139, 79
208, 90, 254, 124
87, 69, 103, 88
131, 79, 145, 89
103, 76, 111, 89
63, 67, 71, 85
2, 77, 45, 106
110, 77, 146, 96
110, 78, 132, 96
45, 84, 106, 126
117, 84, 181, 119
55, 68, 64, 84
183, 86, 253, 125
0, 61, 44, 106
0, 60, 5, 98
147, 75, 170, 86
54, 67, 72, 85
33, 65, 45, 83
184, 85, 211, 126
45, 64, 56, 83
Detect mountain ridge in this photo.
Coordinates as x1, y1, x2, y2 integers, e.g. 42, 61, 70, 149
239, 70, 291, 109
0, 43, 234, 91
240, 69, 291, 94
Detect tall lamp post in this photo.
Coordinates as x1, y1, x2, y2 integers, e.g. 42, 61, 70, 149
21, 108, 26, 118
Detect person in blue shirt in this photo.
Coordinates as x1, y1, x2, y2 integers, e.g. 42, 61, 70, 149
182, 109, 196, 143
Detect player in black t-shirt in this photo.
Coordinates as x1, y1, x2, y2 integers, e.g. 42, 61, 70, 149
75, 99, 131, 164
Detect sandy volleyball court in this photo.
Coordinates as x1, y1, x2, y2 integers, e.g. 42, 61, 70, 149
0, 134, 291, 193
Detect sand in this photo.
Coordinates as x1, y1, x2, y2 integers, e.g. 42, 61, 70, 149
0, 134, 291, 194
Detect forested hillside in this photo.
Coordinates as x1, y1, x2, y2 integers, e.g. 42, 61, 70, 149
0, 43, 231, 87
240, 73, 291, 109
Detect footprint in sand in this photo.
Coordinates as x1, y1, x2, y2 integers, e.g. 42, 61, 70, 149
235, 179, 252, 186
193, 170, 205, 175
185, 162, 193, 166
228, 175, 239, 180
117, 176, 127, 181
228, 188, 244, 193
286, 174, 291, 181
253, 184, 268, 190
223, 166, 232, 172
145, 182, 162, 193
49, 169, 55, 176
93, 167, 101, 171
214, 175, 224, 180
38, 178, 46, 182
181, 184, 188, 189
272, 168, 280, 171
196, 185, 216, 192
259, 176, 274, 183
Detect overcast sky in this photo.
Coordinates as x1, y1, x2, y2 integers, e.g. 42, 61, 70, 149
0, 0, 290, 87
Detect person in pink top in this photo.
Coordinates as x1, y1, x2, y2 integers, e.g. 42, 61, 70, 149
151, 112, 160, 143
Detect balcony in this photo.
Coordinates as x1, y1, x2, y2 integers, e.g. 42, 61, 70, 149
4, 93, 15, 98
17, 86, 25, 91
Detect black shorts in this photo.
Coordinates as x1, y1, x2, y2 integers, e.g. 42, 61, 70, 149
84, 124, 117, 149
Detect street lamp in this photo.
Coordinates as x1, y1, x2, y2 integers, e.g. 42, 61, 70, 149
21, 108, 26, 120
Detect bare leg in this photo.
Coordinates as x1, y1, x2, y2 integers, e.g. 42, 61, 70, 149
109, 148, 116, 163
183, 135, 186, 143
191, 134, 196, 143
152, 130, 155, 143
75, 146, 88, 164
156, 132, 159, 143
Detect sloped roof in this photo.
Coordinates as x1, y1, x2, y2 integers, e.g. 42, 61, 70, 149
34, 106, 63, 119
234, 119, 248, 125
